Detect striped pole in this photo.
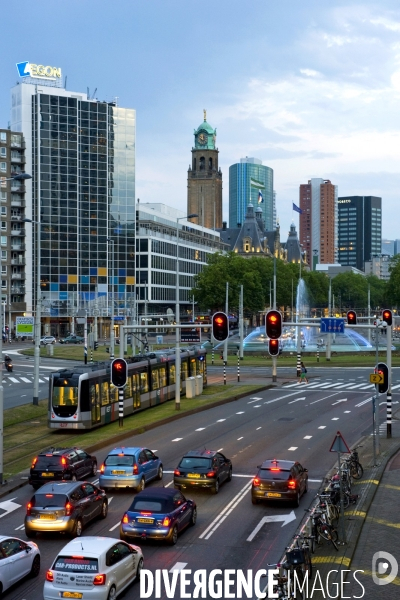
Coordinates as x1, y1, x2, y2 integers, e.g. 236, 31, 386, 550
297, 353, 301, 379
387, 391, 392, 438
212, 346, 214, 365
119, 387, 124, 427
237, 350, 240, 382
223, 361, 226, 385
317, 349, 319, 363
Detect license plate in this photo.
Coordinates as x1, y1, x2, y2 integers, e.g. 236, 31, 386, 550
187, 473, 201, 479
40, 513, 56, 519
266, 492, 282, 498
137, 518, 154, 523
42, 472, 54, 477
62, 593, 83, 599
111, 470, 125, 475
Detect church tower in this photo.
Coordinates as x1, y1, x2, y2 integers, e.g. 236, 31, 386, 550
187, 111, 223, 229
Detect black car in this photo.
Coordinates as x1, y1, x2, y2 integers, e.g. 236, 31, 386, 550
251, 459, 308, 506
29, 447, 98, 489
174, 449, 232, 494
25, 481, 108, 538
120, 488, 196, 545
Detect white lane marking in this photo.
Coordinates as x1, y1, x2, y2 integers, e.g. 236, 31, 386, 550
108, 497, 113, 505
151, 450, 157, 453
237, 437, 243, 441
236, 412, 244, 414
165, 481, 173, 487
195, 428, 205, 431
318, 426, 326, 429
0, 498, 22, 519
20, 377, 31, 383
391, 384, 400, 390
217, 448, 223, 452
332, 399, 347, 405
264, 391, 308, 404
284, 383, 302, 388
109, 521, 120, 532
216, 419, 226, 422
304, 436, 312, 439
309, 392, 341, 405
355, 397, 372, 407
169, 562, 188, 573
344, 411, 351, 413
199, 481, 252, 540
288, 397, 305, 404
248, 397, 263, 402
8, 377, 19, 383
172, 438, 182, 442
253, 405, 261, 408
256, 427, 262, 430
346, 383, 367, 389
247, 511, 297, 541
15, 524, 25, 530
233, 474, 254, 478
359, 385, 374, 390
309, 479, 322, 483
331, 418, 339, 420
288, 447, 298, 451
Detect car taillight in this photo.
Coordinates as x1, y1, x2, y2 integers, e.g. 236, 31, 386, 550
46, 570, 54, 582
122, 513, 129, 524
27, 502, 32, 515
288, 479, 296, 490
65, 502, 72, 516
133, 464, 138, 475
206, 471, 216, 477
32, 457, 37, 467
253, 477, 260, 486
174, 469, 181, 476
162, 517, 171, 526
100, 464, 105, 473
93, 574, 106, 586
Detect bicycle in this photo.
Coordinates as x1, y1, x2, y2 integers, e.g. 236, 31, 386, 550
265, 562, 292, 599
316, 493, 339, 525
306, 508, 339, 551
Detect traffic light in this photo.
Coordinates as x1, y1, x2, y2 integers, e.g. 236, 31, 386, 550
376, 362, 389, 394
111, 358, 127, 387
94, 341, 98, 351
212, 312, 229, 342
347, 310, 357, 325
266, 310, 282, 339
382, 309, 393, 327
268, 339, 280, 356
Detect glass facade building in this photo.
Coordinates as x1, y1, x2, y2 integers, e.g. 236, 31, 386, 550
229, 158, 274, 230
11, 81, 135, 318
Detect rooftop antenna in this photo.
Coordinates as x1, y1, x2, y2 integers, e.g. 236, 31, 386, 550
91, 88, 97, 100
64, 76, 67, 90
87, 87, 90, 98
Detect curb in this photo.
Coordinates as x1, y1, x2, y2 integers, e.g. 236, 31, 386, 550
0, 383, 276, 500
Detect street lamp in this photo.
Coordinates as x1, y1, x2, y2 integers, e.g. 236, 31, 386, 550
175, 213, 198, 410
107, 238, 115, 360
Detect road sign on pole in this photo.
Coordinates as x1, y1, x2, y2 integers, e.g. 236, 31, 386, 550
329, 431, 351, 453
370, 373, 384, 384
320, 318, 345, 334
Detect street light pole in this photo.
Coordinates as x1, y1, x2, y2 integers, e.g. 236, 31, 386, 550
107, 238, 115, 360
175, 214, 198, 410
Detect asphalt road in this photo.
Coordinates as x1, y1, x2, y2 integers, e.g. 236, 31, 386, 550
1, 377, 397, 599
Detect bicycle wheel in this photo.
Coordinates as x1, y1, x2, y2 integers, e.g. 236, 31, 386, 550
330, 504, 340, 523
303, 547, 313, 580
350, 461, 363, 480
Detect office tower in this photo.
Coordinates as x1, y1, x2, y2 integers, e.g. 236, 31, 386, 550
337, 196, 382, 271
10, 74, 135, 333
299, 178, 338, 267
187, 111, 222, 229
229, 157, 274, 230
393, 240, 400, 256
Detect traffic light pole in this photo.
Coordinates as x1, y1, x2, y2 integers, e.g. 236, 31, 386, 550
272, 263, 277, 382
387, 324, 392, 438
373, 322, 379, 465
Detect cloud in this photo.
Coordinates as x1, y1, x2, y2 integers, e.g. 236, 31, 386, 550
300, 68, 320, 77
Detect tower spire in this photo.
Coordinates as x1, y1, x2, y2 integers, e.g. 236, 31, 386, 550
203, 108, 207, 121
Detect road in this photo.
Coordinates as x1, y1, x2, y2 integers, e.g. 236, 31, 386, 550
1, 378, 397, 599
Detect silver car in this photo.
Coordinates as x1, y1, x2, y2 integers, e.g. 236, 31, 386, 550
0, 536, 40, 595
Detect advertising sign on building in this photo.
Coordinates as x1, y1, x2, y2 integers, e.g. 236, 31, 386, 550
16, 316, 34, 337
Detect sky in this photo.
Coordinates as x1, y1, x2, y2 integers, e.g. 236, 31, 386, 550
2, 0, 400, 240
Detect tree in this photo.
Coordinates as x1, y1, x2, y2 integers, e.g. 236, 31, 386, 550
302, 270, 329, 308
331, 272, 368, 310
387, 256, 400, 307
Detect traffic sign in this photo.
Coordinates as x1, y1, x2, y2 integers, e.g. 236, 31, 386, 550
370, 373, 384, 384
329, 431, 351, 453
320, 318, 345, 333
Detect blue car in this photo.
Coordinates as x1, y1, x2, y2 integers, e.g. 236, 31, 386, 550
99, 447, 163, 492
120, 488, 197, 545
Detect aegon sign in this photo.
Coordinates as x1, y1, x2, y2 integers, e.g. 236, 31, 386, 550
338, 199, 352, 204
16, 61, 61, 79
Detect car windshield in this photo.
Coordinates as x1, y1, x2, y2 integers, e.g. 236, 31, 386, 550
129, 498, 172, 513
32, 493, 67, 508
34, 456, 65, 468
259, 468, 291, 480
179, 457, 211, 469
54, 556, 99, 573
105, 455, 135, 466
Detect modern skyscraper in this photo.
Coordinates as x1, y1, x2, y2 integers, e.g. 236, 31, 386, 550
299, 178, 338, 267
337, 196, 382, 271
11, 73, 135, 332
229, 157, 274, 230
187, 111, 222, 230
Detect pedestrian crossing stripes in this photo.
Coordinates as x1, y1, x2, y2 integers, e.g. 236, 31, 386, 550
284, 381, 384, 391
2, 375, 49, 384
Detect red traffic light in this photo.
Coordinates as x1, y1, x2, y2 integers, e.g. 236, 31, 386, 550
111, 358, 128, 388
382, 309, 393, 327
347, 310, 357, 325
268, 339, 280, 356
266, 310, 282, 340
212, 312, 229, 342
376, 362, 389, 393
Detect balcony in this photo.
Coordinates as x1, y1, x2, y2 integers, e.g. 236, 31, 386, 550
10, 154, 22, 163
11, 242, 25, 250
10, 184, 25, 193
11, 198, 25, 207
11, 286, 25, 294
10, 229, 25, 236
11, 258, 25, 266
11, 215, 22, 221
11, 272, 25, 280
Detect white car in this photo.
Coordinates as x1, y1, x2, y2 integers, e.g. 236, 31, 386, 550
40, 336, 56, 345
43, 536, 143, 600
0, 535, 40, 595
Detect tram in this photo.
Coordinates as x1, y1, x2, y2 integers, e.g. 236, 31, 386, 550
48, 348, 207, 430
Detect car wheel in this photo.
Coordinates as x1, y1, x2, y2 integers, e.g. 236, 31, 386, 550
227, 467, 232, 482
71, 474, 77, 482
212, 479, 219, 494
136, 557, 144, 580
169, 525, 178, 545
25, 527, 37, 538
73, 519, 83, 537
190, 507, 197, 527
91, 462, 97, 477
294, 491, 300, 508
251, 496, 259, 505
137, 478, 145, 492
100, 501, 108, 519
108, 585, 117, 600
157, 465, 163, 480
30, 554, 40, 578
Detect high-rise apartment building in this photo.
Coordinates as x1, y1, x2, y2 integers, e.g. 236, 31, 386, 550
229, 157, 274, 231
11, 72, 135, 335
299, 178, 338, 267
337, 196, 382, 271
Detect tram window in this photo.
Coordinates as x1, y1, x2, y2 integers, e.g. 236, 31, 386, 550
190, 358, 197, 377
52, 384, 78, 406
140, 371, 149, 393
151, 369, 160, 390
80, 380, 90, 412
159, 366, 167, 387
169, 363, 175, 384
101, 381, 110, 405
181, 360, 189, 382
125, 375, 132, 398
110, 385, 118, 403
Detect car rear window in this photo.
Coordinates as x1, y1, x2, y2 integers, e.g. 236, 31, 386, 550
105, 455, 136, 466
259, 468, 291, 480
32, 493, 68, 508
35, 456, 65, 468
54, 556, 99, 573
179, 457, 211, 469
129, 498, 172, 512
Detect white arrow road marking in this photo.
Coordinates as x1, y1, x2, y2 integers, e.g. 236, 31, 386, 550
247, 511, 297, 541
0, 498, 22, 519
288, 397, 305, 404
248, 398, 263, 403
169, 562, 188, 573
199, 481, 252, 540
264, 390, 308, 405
332, 399, 347, 405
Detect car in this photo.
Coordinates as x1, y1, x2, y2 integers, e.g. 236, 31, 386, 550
29, 446, 98, 489
59, 334, 84, 344
43, 536, 143, 600
0, 535, 40, 595
40, 336, 56, 345
99, 447, 163, 492
120, 488, 196, 545
25, 481, 108, 538
173, 449, 232, 494
251, 459, 308, 506
115, 336, 132, 345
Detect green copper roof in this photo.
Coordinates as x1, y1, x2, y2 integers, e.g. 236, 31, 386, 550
195, 120, 215, 134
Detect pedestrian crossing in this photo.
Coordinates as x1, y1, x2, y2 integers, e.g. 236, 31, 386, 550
2, 375, 49, 384
284, 380, 400, 391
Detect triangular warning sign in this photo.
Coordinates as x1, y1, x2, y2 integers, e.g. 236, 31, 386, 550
329, 431, 351, 453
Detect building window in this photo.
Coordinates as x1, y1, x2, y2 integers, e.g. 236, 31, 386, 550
1, 251, 6, 260
1, 222, 6, 231
0, 148, 6, 157
0, 133, 6, 142
1, 266, 6, 275
1, 280, 6, 289
1, 207, 6, 216
0, 237, 6, 246
10, 134, 21, 146
0, 163, 6, 172
0, 192, 6, 202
